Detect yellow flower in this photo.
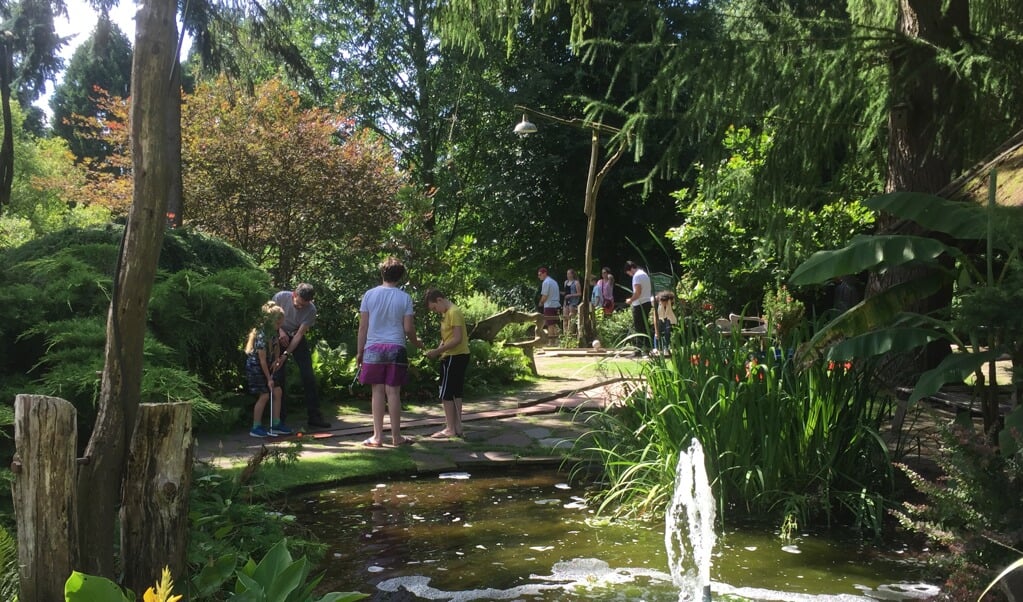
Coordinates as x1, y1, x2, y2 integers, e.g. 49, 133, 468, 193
143, 567, 182, 602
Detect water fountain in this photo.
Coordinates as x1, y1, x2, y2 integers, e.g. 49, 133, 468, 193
666, 438, 716, 602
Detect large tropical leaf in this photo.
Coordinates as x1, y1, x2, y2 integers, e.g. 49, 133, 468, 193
977, 556, 1023, 602
866, 192, 988, 240
909, 348, 1003, 403
826, 327, 948, 361
789, 235, 956, 286
798, 272, 949, 360
999, 406, 1023, 458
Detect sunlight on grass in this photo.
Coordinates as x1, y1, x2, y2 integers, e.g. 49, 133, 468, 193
537, 354, 645, 380
218, 448, 416, 492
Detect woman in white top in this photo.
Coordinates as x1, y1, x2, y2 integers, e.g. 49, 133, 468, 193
357, 256, 424, 447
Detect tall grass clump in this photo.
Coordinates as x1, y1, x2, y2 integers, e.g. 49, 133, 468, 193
578, 325, 893, 534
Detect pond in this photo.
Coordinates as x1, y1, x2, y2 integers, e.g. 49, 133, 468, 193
286, 468, 939, 601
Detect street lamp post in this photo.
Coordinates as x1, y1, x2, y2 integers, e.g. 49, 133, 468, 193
513, 106, 627, 347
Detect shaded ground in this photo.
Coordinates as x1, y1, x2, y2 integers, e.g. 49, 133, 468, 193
195, 349, 638, 470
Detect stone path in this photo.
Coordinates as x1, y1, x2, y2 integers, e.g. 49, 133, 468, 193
194, 351, 635, 473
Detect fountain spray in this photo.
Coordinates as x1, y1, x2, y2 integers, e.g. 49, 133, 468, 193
665, 438, 716, 601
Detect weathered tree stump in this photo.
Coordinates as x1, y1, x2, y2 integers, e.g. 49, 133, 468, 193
468, 308, 545, 342
469, 309, 546, 375
12, 394, 77, 602
120, 402, 193, 594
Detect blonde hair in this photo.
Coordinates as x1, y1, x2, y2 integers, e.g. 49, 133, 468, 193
652, 294, 679, 325
245, 301, 285, 354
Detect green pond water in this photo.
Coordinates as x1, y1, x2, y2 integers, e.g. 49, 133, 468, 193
286, 469, 939, 601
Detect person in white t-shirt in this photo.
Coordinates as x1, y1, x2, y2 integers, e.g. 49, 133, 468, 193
623, 260, 653, 353
537, 266, 561, 346
356, 257, 424, 447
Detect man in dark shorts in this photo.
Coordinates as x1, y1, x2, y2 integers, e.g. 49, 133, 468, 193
424, 289, 470, 439
537, 267, 561, 346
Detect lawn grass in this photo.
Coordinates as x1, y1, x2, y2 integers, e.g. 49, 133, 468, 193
539, 354, 644, 379
218, 445, 417, 493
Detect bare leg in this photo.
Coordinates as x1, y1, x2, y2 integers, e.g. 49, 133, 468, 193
385, 384, 404, 444
369, 383, 387, 444
252, 392, 269, 425
448, 398, 463, 436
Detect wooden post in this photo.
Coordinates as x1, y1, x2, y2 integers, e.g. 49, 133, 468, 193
120, 402, 193, 594
12, 394, 77, 602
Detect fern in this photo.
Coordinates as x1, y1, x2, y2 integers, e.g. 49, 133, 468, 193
0, 524, 20, 601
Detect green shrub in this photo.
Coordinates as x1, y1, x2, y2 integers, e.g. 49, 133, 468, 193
465, 339, 531, 391
0, 226, 271, 439
594, 309, 633, 349
148, 267, 271, 391
311, 340, 358, 399
893, 415, 1023, 600
457, 292, 503, 326
188, 461, 324, 587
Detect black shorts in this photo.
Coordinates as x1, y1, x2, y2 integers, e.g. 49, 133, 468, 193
439, 353, 470, 401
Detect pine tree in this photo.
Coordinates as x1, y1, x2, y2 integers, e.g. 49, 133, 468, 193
49, 10, 132, 165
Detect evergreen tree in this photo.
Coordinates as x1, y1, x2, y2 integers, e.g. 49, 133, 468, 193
0, 0, 67, 210
49, 10, 132, 164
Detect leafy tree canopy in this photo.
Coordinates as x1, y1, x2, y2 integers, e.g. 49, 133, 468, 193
0, 99, 105, 247
182, 76, 405, 286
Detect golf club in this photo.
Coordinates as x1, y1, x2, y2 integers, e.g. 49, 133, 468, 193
268, 378, 278, 437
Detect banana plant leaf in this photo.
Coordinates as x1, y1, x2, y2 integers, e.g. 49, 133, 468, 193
798, 272, 948, 360
826, 327, 948, 361
908, 348, 1003, 403
866, 192, 988, 239
977, 555, 1023, 602
790, 235, 957, 286
999, 406, 1023, 458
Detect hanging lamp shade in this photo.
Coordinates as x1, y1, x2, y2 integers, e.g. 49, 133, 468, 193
514, 114, 538, 135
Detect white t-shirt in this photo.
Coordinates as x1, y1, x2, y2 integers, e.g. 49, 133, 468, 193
540, 276, 561, 308
360, 285, 414, 346
631, 269, 652, 307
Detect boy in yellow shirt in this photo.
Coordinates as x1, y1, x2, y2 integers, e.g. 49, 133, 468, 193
425, 289, 471, 438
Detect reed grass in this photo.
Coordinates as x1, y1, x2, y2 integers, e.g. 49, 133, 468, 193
575, 325, 893, 534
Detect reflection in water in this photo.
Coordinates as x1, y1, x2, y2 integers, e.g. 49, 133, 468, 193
286, 469, 939, 601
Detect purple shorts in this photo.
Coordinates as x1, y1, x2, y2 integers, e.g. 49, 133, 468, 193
359, 343, 409, 386
543, 307, 559, 327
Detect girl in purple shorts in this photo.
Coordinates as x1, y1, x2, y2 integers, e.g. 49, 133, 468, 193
356, 257, 424, 447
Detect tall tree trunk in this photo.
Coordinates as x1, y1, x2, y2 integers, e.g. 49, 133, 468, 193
74, 0, 180, 577
0, 37, 14, 211
870, 0, 968, 384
